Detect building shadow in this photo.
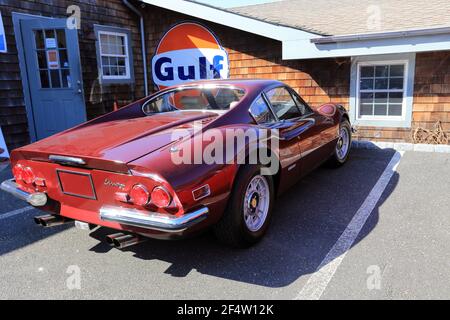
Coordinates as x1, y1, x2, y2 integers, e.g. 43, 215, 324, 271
87, 148, 399, 288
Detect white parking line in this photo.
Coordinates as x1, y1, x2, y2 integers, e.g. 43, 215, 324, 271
295, 151, 404, 300
0, 206, 34, 220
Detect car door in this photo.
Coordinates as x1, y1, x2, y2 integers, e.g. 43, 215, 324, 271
261, 86, 316, 193
248, 91, 300, 193
288, 89, 337, 176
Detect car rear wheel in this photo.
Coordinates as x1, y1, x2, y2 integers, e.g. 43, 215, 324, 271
213, 164, 274, 247
328, 119, 352, 167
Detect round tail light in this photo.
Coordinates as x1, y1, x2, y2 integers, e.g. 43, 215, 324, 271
12, 164, 25, 181
151, 186, 172, 208
130, 184, 150, 206
22, 167, 36, 184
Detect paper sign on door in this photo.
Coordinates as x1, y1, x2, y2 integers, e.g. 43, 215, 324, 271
46, 50, 59, 69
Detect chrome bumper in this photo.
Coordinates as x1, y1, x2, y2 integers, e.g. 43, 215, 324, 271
0, 179, 47, 206
99, 206, 209, 232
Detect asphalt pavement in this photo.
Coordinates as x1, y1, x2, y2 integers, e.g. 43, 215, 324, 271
0, 148, 449, 299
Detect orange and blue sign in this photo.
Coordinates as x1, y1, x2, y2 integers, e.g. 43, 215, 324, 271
151, 22, 229, 89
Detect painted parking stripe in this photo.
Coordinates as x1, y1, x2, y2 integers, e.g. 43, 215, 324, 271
0, 206, 34, 220
295, 151, 404, 300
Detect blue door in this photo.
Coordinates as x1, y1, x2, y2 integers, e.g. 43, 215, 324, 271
20, 18, 86, 140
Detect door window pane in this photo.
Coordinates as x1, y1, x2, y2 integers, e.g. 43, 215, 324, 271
34, 30, 45, 49
50, 70, 61, 88
266, 87, 302, 120
40, 70, 50, 88
59, 49, 69, 68
250, 96, 276, 124
37, 51, 47, 69
34, 28, 72, 89
56, 29, 66, 48
61, 69, 71, 88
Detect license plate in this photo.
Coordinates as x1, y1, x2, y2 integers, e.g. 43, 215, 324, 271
56, 169, 97, 200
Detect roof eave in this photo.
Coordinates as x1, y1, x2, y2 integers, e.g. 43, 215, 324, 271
311, 26, 450, 44
140, 0, 317, 41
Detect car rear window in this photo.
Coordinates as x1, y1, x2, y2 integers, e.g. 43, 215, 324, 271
142, 87, 245, 115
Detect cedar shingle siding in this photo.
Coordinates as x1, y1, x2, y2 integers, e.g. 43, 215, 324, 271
0, 0, 144, 150
0, 1, 449, 150
144, 6, 449, 143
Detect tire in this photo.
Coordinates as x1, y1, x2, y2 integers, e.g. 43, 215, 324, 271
213, 164, 275, 248
328, 119, 352, 167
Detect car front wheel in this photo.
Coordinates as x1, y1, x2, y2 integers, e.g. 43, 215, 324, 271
213, 164, 274, 247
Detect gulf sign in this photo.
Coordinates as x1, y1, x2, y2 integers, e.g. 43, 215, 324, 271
152, 22, 229, 89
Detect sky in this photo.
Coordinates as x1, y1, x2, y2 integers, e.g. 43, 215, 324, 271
195, 0, 279, 8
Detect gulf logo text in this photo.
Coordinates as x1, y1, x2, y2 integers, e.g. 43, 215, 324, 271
151, 23, 229, 88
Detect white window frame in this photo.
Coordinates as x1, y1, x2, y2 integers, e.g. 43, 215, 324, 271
349, 53, 415, 128
94, 25, 134, 85
98, 30, 130, 80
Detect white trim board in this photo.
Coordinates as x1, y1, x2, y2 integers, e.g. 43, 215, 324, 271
352, 140, 450, 153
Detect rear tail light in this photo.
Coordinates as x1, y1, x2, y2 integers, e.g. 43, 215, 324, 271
22, 167, 36, 184
14, 165, 36, 184
130, 184, 150, 206
12, 164, 24, 181
151, 186, 172, 208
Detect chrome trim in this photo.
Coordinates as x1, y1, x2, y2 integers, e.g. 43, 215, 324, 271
192, 184, 211, 201
49, 155, 86, 165
99, 206, 209, 232
0, 179, 48, 207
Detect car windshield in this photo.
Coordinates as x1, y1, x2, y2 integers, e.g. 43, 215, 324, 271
142, 86, 245, 115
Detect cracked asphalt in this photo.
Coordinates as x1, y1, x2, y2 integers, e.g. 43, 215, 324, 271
0, 148, 449, 299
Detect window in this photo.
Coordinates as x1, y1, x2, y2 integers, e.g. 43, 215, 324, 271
249, 95, 276, 124
94, 25, 134, 84
350, 53, 415, 128
34, 28, 71, 89
359, 64, 405, 118
265, 87, 303, 120
290, 90, 312, 116
142, 87, 245, 115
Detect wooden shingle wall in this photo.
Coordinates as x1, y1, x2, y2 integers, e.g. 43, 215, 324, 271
0, 0, 144, 150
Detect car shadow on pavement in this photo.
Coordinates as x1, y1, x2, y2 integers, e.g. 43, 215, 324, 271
87, 148, 400, 288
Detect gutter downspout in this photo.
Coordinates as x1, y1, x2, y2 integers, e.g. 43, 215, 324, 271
123, 0, 149, 96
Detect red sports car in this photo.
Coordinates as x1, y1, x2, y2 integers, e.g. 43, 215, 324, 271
1, 80, 351, 247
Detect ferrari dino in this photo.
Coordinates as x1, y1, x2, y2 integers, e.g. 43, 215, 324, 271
1, 79, 351, 247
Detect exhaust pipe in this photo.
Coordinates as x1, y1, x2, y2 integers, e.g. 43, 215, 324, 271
105, 233, 146, 249
34, 214, 71, 227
